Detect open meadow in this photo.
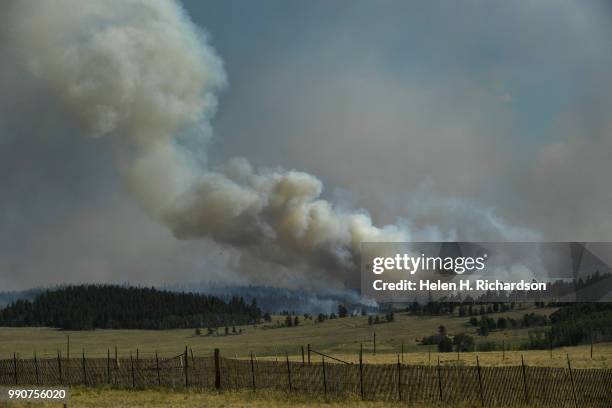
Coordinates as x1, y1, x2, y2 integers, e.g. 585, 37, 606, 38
1, 305, 611, 369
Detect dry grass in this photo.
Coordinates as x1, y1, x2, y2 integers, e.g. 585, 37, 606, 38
6, 387, 522, 408
0, 305, 558, 359
1, 305, 610, 369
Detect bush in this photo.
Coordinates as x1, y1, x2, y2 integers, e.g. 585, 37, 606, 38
438, 336, 454, 352
454, 333, 475, 352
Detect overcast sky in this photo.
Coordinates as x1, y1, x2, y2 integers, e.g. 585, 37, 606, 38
1, 0, 612, 290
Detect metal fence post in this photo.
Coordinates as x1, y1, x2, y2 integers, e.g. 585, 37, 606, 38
57, 351, 62, 385
13, 352, 18, 385
214, 348, 221, 390
397, 354, 402, 401
476, 355, 484, 407
184, 346, 189, 388
437, 356, 443, 402
130, 353, 135, 389
285, 351, 292, 391
155, 351, 161, 387
107, 349, 111, 385
34, 352, 40, 385
250, 353, 256, 391
359, 343, 364, 400
82, 349, 87, 385
322, 356, 327, 396
521, 355, 529, 405
567, 354, 578, 408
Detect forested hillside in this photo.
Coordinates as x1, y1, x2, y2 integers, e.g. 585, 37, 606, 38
0, 285, 262, 330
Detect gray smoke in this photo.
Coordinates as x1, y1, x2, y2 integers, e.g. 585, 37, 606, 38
4, 0, 407, 283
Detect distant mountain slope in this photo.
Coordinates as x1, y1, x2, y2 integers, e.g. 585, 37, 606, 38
162, 283, 373, 315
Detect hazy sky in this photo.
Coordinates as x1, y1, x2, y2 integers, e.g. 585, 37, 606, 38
1, 0, 612, 290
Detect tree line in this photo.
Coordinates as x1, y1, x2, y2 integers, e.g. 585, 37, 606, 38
0, 284, 262, 330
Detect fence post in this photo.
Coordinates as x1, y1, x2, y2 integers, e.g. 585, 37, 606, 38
567, 354, 578, 408
521, 354, 528, 405
107, 349, 111, 385
301, 346, 305, 365
155, 351, 161, 387
359, 343, 364, 400
397, 354, 402, 401
437, 356, 443, 402
82, 349, 87, 386
250, 353, 256, 391
428, 346, 431, 364
590, 330, 593, 359
130, 353, 135, 389
307, 344, 311, 365
184, 346, 189, 388
34, 352, 40, 385
476, 355, 484, 407
57, 351, 62, 385
214, 348, 221, 390
13, 352, 18, 385
322, 356, 327, 396
285, 351, 292, 391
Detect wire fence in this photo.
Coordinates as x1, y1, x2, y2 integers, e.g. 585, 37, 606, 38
0, 350, 610, 407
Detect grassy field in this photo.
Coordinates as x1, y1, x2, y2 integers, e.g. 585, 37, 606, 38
1, 305, 610, 368
6, 387, 525, 408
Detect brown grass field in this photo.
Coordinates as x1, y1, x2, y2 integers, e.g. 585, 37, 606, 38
1, 305, 610, 369
6, 387, 532, 408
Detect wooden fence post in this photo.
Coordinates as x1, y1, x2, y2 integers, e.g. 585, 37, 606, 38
428, 346, 431, 364
250, 353, 256, 391
397, 354, 402, 401
57, 351, 62, 385
184, 346, 189, 388
155, 351, 161, 387
13, 352, 18, 385
567, 354, 578, 408
214, 348, 221, 390
437, 356, 443, 402
521, 354, 529, 405
301, 346, 305, 365
307, 344, 311, 365
359, 343, 364, 400
82, 349, 87, 385
107, 349, 111, 385
34, 352, 39, 385
285, 351, 292, 391
476, 355, 484, 407
322, 356, 327, 396
130, 353, 135, 389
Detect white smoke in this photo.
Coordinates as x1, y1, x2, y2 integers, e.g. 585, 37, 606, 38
5, 0, 407, 283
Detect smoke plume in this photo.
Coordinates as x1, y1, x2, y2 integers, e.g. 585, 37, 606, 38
4, 0, 407, 283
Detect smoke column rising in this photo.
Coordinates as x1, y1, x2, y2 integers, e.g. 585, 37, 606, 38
5, 0, 407, 283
